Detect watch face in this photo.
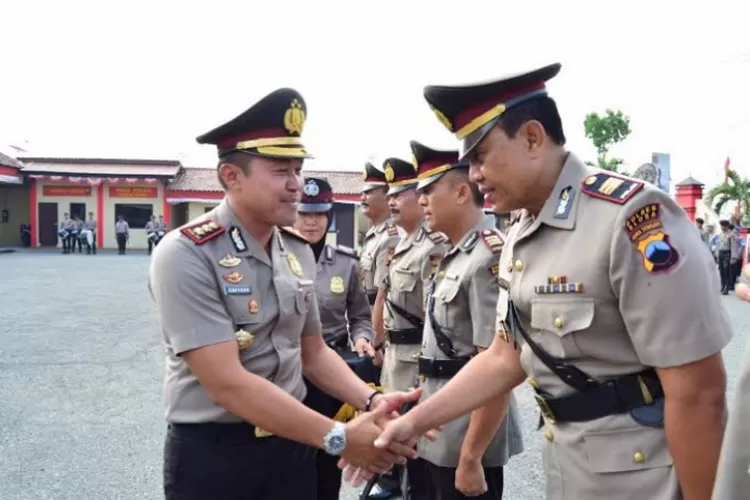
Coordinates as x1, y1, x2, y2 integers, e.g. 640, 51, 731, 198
330, 435, 345, 450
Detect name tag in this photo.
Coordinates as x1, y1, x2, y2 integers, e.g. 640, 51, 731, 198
297, 279, 314, 286
224, 286, 253, 295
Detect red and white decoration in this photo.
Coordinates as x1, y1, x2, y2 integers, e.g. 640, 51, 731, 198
28, 174, 160, 185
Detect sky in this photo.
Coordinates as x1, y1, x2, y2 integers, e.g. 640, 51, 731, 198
1, 1, 749, 192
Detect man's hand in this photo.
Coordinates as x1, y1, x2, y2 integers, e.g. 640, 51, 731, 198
353, 338, 376, 357
341, 404, 418, 475
455, 457, 487, 496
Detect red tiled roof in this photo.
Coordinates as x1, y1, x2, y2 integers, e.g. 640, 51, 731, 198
169, 167, 364, 194
18, 157, 181, 178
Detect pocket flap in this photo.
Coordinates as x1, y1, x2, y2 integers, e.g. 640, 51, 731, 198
436, 280, 460, 304
530, 297, 594, 336
392, 268, 418, 292
583, 426, 672, 473
295, 281, 315, 314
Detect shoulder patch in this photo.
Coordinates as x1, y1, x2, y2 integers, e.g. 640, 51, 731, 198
427, 230, 448, 244
479, 228, 505, 254
180, 220, 225, 245
279, 226, 308, 243
581, 172, 644, 205
335, 244, 359, 260
387, 222, 399, 237
624, 202, 680, 274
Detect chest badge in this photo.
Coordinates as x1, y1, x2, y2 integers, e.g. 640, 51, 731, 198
235, 329, 255, 350
287, 253, 304, 277
222, 272, 243, 284
330, 276, 345, 294
248, 299, 260, 314
218, 254, 241, 268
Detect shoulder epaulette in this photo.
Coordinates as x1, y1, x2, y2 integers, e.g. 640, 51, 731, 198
334, 244, 359, 260
279, 226, 308, 243
427, 230, 448, 244
581, 172, 644, 205
180, 220, 225, 245
387, 222, 399, 237
478, 228, 505, 254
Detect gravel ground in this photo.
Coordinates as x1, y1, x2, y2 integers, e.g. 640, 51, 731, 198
0, 250, 748, 500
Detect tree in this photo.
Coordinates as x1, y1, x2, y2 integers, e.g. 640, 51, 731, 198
583, 109, 632, 174
706, 168, 750, 224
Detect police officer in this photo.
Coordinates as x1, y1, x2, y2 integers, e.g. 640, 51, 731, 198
713, 265, 750, 499
412, 140, 523, 499
71, 215, 84, 253
58, 212, 74, 254
717, 219, 739, 294
146, 215, 159, 255
115, 215, 129, 255
369, 63, 732, 500
83, 212, 97, 254
149, 87, 421, 500
293, 176, 378, 500
372, 156, 448, 499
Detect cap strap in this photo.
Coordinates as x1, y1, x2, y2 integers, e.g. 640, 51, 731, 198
417, 163, 453, 180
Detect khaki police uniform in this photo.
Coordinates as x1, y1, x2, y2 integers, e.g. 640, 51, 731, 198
712, 337, 750, 499
717, 229, 739, 293
360, 219, 403, 304
493, 154, 733, 499
115, 220, 129, 254
83, 218, 97, 254
382, 224, 447, 393
419, 217, 524, 470
59, 217, 75, 253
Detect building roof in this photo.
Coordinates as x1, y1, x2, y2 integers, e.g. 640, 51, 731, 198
18, 157, 181, 178
675, 175, 704, 187
169, 167, 364, 194
0, 152, 22, 170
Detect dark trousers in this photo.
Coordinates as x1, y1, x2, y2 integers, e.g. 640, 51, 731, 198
61, 235, 71, 253
315, 449, 342, 500
164, 424, 317, 500
402, 458, 430, 500
86, 233, 97, 254
719, 250, 732, 292
116, 233, 127, 254
72, 235, 82, 253
424, 461, 504, 500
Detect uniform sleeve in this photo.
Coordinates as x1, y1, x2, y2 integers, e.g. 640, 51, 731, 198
346, 259, 375, 343
469, 253, 501, 349
609, 190, 732, 367
149, 237, 235, 355
374, 234, 399, 289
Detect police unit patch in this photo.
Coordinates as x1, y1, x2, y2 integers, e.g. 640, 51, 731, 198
330, 276, 345, 294
181, 220, 224, 245
625, 203, 679, 274
479, 229, 505, 254
581, 173, 644, 205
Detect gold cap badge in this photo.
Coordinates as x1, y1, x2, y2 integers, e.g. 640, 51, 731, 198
283, 98, 306, 136
384, 162, 395, 182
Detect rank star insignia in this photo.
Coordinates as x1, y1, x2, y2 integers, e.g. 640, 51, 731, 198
218, 254, 241, 267
287, 253, 303, 277
235, 329, 254, 350
222, 272, 243, 284
330, 276, 345, 294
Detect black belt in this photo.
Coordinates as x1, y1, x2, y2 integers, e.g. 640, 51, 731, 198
534, 369, 664, 423
169, 423, 274, 444
418, 357, 468, 379
386, 328, 422, 345
366, 290, 377, 306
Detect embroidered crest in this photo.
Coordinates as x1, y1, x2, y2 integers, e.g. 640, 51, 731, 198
534, 275, 584, 294
581, 173, 644, 205
624, 203, 679, 273
218, 254, 241, 267
222, 272, 243, 284
384, 162, 395, 182
180, 220, 224, 245
386, 222, 399, 237
283, 98, 305, 136
554, 186, 575, 219
330, 276, 345, 294
334, 245, 359, 260
229, 226, 247, 252
624, 203, 662, 241
479, 229, 505, 254
303, 179, 320, 197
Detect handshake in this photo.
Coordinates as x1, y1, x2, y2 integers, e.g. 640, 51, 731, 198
335, 388, 437, 487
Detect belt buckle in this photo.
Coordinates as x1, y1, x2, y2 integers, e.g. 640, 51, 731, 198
534, 394, 556, 424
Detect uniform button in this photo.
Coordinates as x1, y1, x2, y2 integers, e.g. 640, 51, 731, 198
633, 451, 645, 464
554, 317, 564, 329
514, 259, 524, 272
437, 271, 446, 279
411, 353, 419, 360
544, 429, 554, 442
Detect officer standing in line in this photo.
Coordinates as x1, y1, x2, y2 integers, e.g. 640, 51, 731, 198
367, 63, 733, 500
146, 215, 159, 255
293, 176, 379, 500
71, 214, 84, 253
412, 140, 523, 499
149, 87, 423, 500
114, 215, 129, 255
84, 211, 97, 254
717, 219, 739, 294
713, 264, 750, 499
372, 156, 448, 500
58, 212, 74, 254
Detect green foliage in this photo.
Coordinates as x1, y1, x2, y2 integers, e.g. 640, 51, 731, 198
583, 109, 632, 175
706, 169, 750, 225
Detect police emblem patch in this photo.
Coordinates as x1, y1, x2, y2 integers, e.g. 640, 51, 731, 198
330, 276, 345, 294
218, 254, 241, 267
304, 179, 320, 197
625, 203, 679, 274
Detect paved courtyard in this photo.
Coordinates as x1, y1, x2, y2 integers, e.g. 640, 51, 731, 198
1, 250, 748, 500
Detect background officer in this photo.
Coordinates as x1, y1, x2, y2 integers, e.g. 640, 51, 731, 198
149, 87, 422, 500
713, 264, 750, 499
370, 63, 732, 500
114, 215, 129, 255
83, 211, 97, 254
294, 176, 378, 500
717, 220, 739, 294
58, 212, 74, 254
413, 140, 523, 499
145, 215, 158, 255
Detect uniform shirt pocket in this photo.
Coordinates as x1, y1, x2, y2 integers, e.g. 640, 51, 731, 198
433, 279, 462, 332
392, 267, 418, 293
582, 426, 672, 473
530, 297, 595, 337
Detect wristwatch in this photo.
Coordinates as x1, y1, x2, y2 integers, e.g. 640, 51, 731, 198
322, 422, 347, 456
